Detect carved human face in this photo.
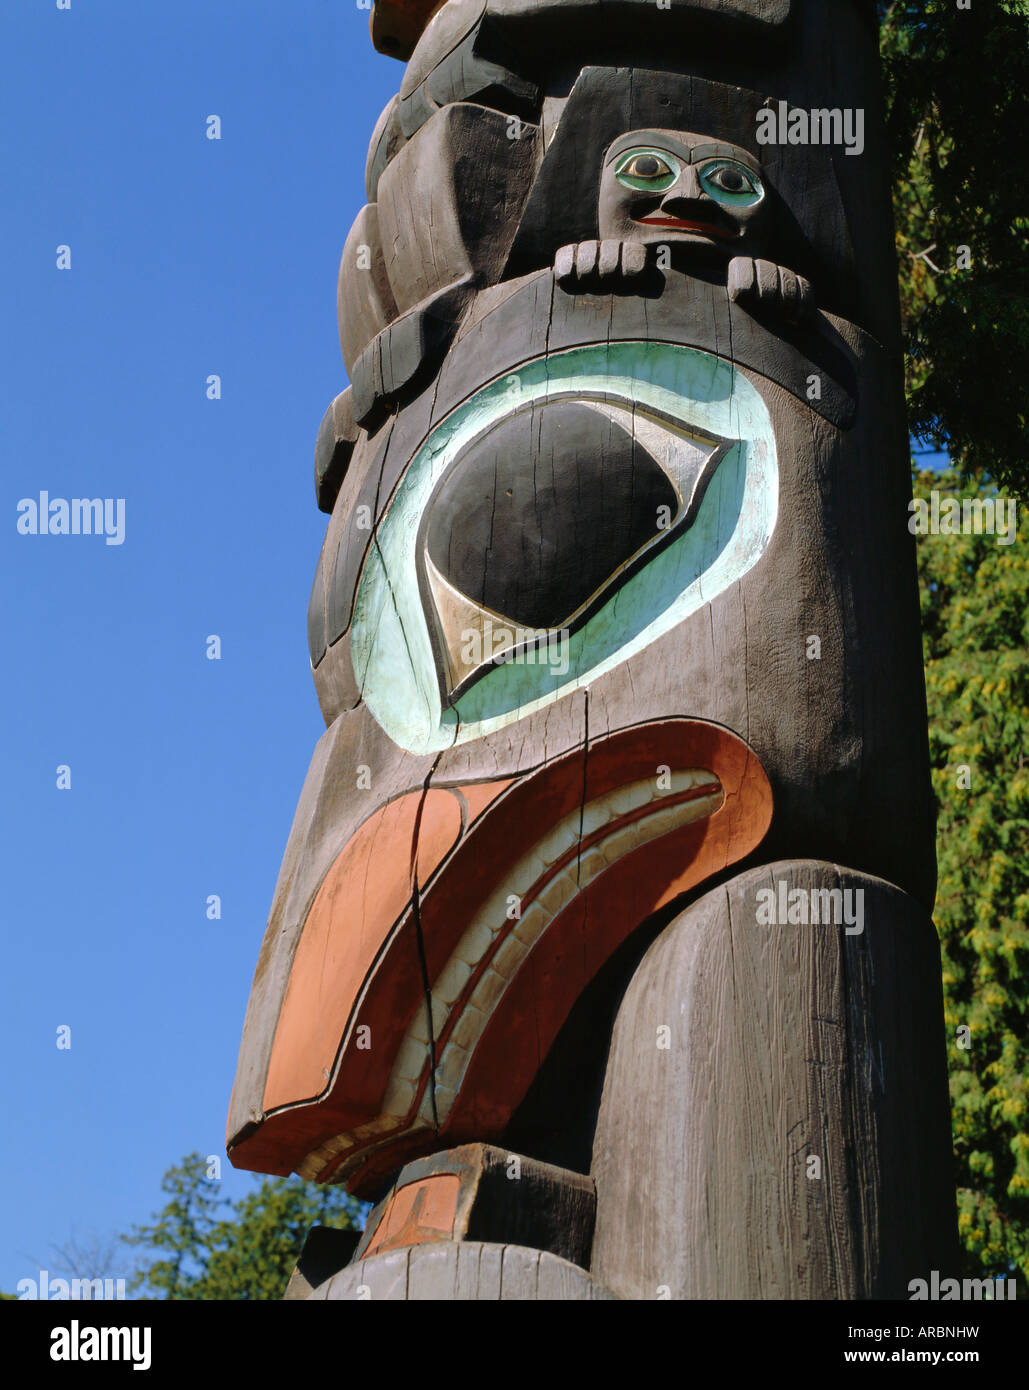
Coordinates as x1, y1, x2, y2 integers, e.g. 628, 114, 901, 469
599, 130, 768, 258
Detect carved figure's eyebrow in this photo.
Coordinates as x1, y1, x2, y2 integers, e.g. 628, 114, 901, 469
604, 135, 762, 171
688, 143, 761, 170
604, 137, 681, 167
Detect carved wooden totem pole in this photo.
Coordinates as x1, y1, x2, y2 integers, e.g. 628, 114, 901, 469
228, 0, 956, 1299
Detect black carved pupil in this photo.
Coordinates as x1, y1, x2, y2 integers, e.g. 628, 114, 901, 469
720, 168, 745, 190
634, 156, 661, 177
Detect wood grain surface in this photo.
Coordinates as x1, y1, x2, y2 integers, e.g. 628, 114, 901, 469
590, 860, 956, 1299
308, 1241, 617, 1300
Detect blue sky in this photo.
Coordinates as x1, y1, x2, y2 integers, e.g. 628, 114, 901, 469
0, 0, 399, 1291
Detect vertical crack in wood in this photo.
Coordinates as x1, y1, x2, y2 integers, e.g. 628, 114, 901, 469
836, 862, 865, 1299
724, 286, 752, 747
575, 691, 591, 889
352, 419, 395, 707
411, 748, 447, 1133
369, 520, 424, 718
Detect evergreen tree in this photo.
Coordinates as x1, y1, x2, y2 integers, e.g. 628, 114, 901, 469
123, 1153, 365, 1300
881, 1, 1029, 500
914, 468, 1029, 1279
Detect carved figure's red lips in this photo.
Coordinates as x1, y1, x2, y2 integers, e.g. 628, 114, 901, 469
635, 215, 733, 238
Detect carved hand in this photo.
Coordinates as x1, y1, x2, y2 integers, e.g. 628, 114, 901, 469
554, 239, 649, 289
727, 256, 814, 323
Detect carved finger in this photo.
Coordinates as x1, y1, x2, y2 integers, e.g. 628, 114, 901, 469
621, 241, 648, 278
598, 239, 622, 278
755, 258, 780, 302
777, 266, 816, 322
554, 244, 577, 284
728, 255, 757, 302
777, 266, 801, 319
575, 240, 601, 278
795, 272, 815, 319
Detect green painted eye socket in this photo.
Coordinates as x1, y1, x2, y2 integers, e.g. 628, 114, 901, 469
698, 159, 764, 207
614, 148, 680, 192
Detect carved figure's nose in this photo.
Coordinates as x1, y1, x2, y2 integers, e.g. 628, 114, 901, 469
659, 188, 711, 220
669, 165, 703, 200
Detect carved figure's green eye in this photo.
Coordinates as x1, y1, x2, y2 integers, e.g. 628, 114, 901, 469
698, 159, 764, 206
615, 148, 679, 192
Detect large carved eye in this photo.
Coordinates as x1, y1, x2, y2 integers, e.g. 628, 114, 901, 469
698, 159, 764, 207
614, 148, 679, 192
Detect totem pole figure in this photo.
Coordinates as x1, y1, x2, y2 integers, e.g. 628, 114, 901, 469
228, 0, 957, 1299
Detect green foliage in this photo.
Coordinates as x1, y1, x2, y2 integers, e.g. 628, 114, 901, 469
886, 0, 1029, 1283
123, 1153, 365, 1300
882, 2, 1029, 501
915, 469, 1029, 1279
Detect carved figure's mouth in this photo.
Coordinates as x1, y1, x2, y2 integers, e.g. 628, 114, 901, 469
634, 215, 734, 238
